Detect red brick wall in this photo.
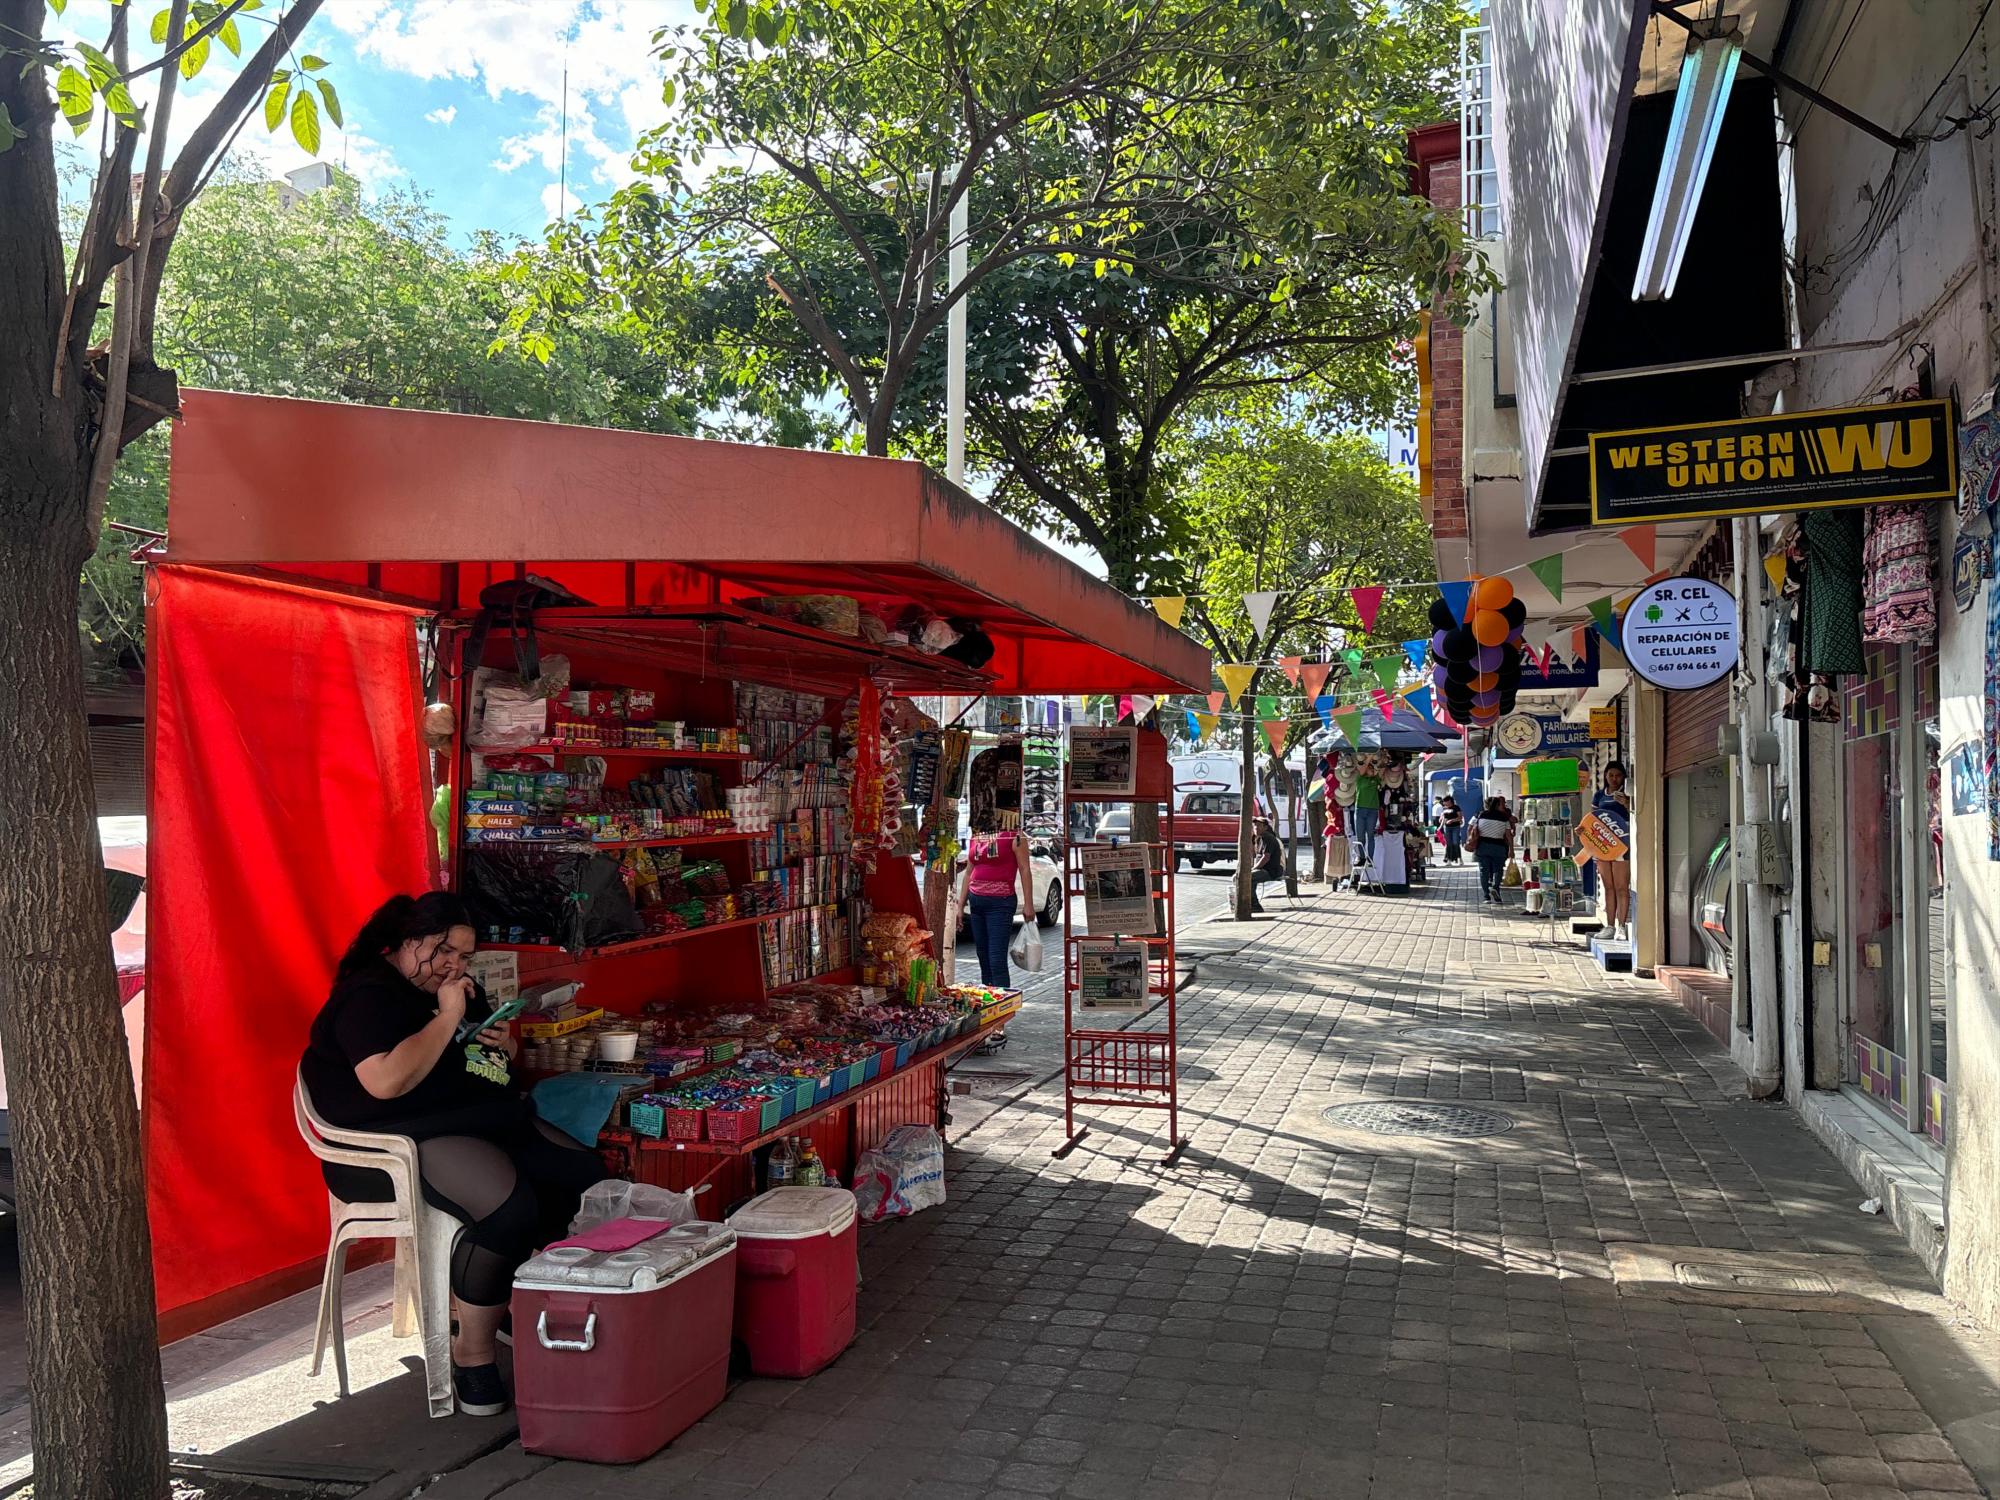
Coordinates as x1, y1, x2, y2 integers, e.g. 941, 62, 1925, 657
1423, 157, 1466, 542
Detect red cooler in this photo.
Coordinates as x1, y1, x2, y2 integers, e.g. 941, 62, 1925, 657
511, 1220, 737, 1463
726, 1186, 858, 1377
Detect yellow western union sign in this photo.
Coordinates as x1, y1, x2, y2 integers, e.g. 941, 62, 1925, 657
1589, 397, 1956, 525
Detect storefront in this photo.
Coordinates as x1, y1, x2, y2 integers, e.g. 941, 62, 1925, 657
144, 390, 1208, 1341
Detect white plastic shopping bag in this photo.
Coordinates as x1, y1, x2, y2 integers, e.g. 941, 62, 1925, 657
1008, 921, 1044, 973
567, 1179, 702, 1236
852, 1125, 946, 1222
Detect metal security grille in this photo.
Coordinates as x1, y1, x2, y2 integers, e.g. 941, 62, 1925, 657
1320, 1100, 1517, 1139
1459, 19, 1500, 237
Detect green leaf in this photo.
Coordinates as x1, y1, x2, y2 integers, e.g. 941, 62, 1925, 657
217, 16, 241, 54
48, 0, 66, 13
723, 0, 748, 36
101, 79, 138, 122
263, 75, 290, 132
300, 53, 327, 71
290, 84, 320, 154
178, 32, 211, 80
315, 77, 342, 129
76, 43, 115, 85
752, 9, 778, 45
150, 8, 169, 43
57, 65, 94, 133
0, 101, 20, 153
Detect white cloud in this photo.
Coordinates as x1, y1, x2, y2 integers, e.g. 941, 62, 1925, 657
542, 182, 585, 221
425, 105, 457, 127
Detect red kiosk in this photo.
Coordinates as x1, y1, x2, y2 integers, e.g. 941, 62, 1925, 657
143, 391, 1209, 1339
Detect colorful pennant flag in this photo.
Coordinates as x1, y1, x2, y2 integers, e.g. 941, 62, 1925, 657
1437, 580, 1474, 623
1526, 552, 1564, 603
1763, 554, 1788, 594
1341, 646, 1365, 669
1255, 694, 1279, 719
1279, 655, 1304, 686
1586, 597, 1620, 648
1332, 707, 1364, 747
1372, 655, 1401, 692
1312, 693, 1335, 727
1620, 524, 1657, 572
1262, 718, 1290, 753
1405, 686, 1438, 723
1117, 694, 1133, 722
1536, 643, 1554, 678
1300, 662, 1332, 699
1130, 694, 1155, 724
1206, 690, 1225, 714
1217, 663, 1257, 703
1371, 688, 1396, 719
1243, 590, 1279, 639
1195, 710, 1220, 737
1350, 585, 1385, 634
1402, 639, 1429, 673
1150, 596, 1186, 629
1185, 708, 1202, 740
1571, 624, 1589, 661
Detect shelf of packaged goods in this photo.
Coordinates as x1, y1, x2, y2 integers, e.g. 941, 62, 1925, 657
601, 1014, 1006, 1159
576, 830, 763, 851
471, 743, 756, 761
484, 909, 785, 959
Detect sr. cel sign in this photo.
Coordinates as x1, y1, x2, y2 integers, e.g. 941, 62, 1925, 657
1621, 577, 1740, 691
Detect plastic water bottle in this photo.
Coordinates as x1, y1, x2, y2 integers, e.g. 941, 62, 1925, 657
767, 1136, 797, 1189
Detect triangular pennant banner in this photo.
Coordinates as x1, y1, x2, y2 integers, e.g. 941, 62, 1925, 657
1437, 580, 1474, 623
1279, 655, 1304, 687
1217, 663, 1257, 703
1372, 655, 1401, 692
1403, 639, 1430, 673
1243, 591, 1279, 639
1526, 552, 1564, 603
1571, 624, 1589, 662
1586, 597, 1620, 648
1130, 694, 1155, 724
1763, 554, 1788, 594
1536, 643, 1554, 678
1620, 524, 1657, 572
1350, 586, 1385, 634
1262, 718, 1290, 753
1371, 689, 1396, 720
1300, 662, 1332, 699
1332, 707, 1364, 747
1117, 694, 1133, 723
1405, 686, 1437, 723
1195, 711, 1220, 737
1255, 694, 1279, 719
1312, 693, 1335, 727
1150, 596, 1186, 629
1341, 647, 1365, 669
1185, 708, 1202, 740
1206, 690, 1225, 714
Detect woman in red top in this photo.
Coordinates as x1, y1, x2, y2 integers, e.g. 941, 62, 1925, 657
957, 816, 1035, 987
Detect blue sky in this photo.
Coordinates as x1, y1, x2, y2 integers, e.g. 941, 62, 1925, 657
56, 0, 697, 242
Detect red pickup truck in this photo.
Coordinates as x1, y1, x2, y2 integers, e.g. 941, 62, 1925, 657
1171, 787, 1270, 869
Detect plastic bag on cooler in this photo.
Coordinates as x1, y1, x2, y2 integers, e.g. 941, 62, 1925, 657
851, 1125, 946, 1222
567, 1179, 703, 1236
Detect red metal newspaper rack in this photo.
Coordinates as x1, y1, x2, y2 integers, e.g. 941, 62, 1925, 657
1056, 728, 1187, 1164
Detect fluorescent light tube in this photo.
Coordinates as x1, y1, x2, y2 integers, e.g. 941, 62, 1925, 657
1633, 21, 1743, 301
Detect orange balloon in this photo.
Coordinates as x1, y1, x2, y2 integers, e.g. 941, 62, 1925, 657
1472, 609, 1510, 647
1470, 671, 1499, 691
1474, 576, 1515, 612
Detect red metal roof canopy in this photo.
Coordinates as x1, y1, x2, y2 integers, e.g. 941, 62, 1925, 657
167, 391, 1208, 696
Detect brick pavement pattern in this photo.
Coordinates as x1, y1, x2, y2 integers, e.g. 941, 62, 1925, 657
463, 867, 1990, 1500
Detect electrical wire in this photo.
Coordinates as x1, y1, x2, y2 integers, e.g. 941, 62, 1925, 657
1785, 0, 1869, 145
1901, 0, 1997, 137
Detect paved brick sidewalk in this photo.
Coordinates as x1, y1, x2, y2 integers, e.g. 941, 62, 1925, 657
444, 866, 1997, 1500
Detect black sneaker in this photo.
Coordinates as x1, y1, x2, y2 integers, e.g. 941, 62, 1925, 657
454, 1362, 510, 1417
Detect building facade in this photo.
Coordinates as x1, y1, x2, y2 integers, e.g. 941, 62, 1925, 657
1426, 1, 2000, 1318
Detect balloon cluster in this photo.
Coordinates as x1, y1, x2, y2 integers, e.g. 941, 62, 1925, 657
1427, 577, 1527, 727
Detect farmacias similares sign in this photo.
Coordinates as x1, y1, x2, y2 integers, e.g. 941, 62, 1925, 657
1589, 398, 1956, 525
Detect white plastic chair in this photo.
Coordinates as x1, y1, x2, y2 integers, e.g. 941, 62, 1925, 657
293, 1071, 458, 1419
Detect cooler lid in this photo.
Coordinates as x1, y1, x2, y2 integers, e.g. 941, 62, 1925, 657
727, 1186, 858, 1240
514, 1220, 736, 1292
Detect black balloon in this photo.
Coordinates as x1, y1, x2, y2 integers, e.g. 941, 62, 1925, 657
1428, 598, 1458, 632
1444, 659, 1476, 685
1440, 628, 1477, 663
1500, 599, 1527, 629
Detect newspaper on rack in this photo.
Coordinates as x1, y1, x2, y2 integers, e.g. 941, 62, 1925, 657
1078, 940, 1149, 1011
1081, 842, 1157, 936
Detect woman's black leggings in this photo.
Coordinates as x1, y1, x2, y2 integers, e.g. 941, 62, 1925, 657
323, 1112, 607, 1307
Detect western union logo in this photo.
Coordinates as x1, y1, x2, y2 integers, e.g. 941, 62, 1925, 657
1589, 398, 1956, 527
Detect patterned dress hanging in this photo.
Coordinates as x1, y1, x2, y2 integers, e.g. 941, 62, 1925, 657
1860, 503, 1936, 645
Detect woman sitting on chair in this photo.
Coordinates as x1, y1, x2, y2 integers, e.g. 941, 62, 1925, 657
300, 893, 606, 1418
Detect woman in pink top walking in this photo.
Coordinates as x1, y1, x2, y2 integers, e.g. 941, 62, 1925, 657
957, 814, 1036, 988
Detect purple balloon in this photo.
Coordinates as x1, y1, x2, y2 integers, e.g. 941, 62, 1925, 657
1507, 629, 1526, 648
1430, 629, 1450, 657
1475, 645, 1505, 672
1472, 689, 1501, 706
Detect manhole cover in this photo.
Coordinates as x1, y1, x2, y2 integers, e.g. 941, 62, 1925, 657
1320, 1100, 1518, 1138
1673, 1262, 1833, 1296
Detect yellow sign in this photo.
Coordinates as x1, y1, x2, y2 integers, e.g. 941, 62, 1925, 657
1588, 707, 1618, 740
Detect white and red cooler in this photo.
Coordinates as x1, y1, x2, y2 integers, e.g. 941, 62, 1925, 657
511, 1219, 737, 1463
725, 1186, 858, 1378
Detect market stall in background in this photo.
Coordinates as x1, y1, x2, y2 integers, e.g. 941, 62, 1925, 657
145, 391, 1208, 1342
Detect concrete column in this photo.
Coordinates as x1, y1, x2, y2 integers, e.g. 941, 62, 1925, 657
1631, 685, 1666, 975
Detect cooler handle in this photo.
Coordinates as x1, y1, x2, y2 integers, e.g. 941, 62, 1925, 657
737, 1244, 798, 1278
536, 1310, 598, 1353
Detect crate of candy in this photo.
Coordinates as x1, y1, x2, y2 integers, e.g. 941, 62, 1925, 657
943, 983, 1022, 1029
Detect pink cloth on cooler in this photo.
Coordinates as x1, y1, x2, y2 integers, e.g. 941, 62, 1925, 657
551, 1217, 678, 1253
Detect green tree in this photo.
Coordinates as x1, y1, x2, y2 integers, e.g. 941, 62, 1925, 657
2, 3, 333, 1491
81, 173, 736, 687
1176, 400, 1430, 916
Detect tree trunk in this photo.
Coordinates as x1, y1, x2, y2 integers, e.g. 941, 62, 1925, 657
1307, 796, 1327, 882
3, 16, 174, 1491
1283, 761, 1300, 898
1234, 708, 1256, 919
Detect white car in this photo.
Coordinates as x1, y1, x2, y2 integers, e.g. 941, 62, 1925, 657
1093, 809, 1131, 840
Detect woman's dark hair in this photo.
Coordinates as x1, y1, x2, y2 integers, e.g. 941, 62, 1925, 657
1602, 760, 1628, 780
337, 892, 473, 978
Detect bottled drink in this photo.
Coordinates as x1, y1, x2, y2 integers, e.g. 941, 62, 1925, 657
796, 1140, 826, 1187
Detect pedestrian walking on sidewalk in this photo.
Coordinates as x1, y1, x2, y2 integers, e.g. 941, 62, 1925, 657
1470, 796, 1513, 904
1436, 794, 1465, 864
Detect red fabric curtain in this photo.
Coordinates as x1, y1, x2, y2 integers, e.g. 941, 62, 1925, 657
146, 567, 435, 1322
